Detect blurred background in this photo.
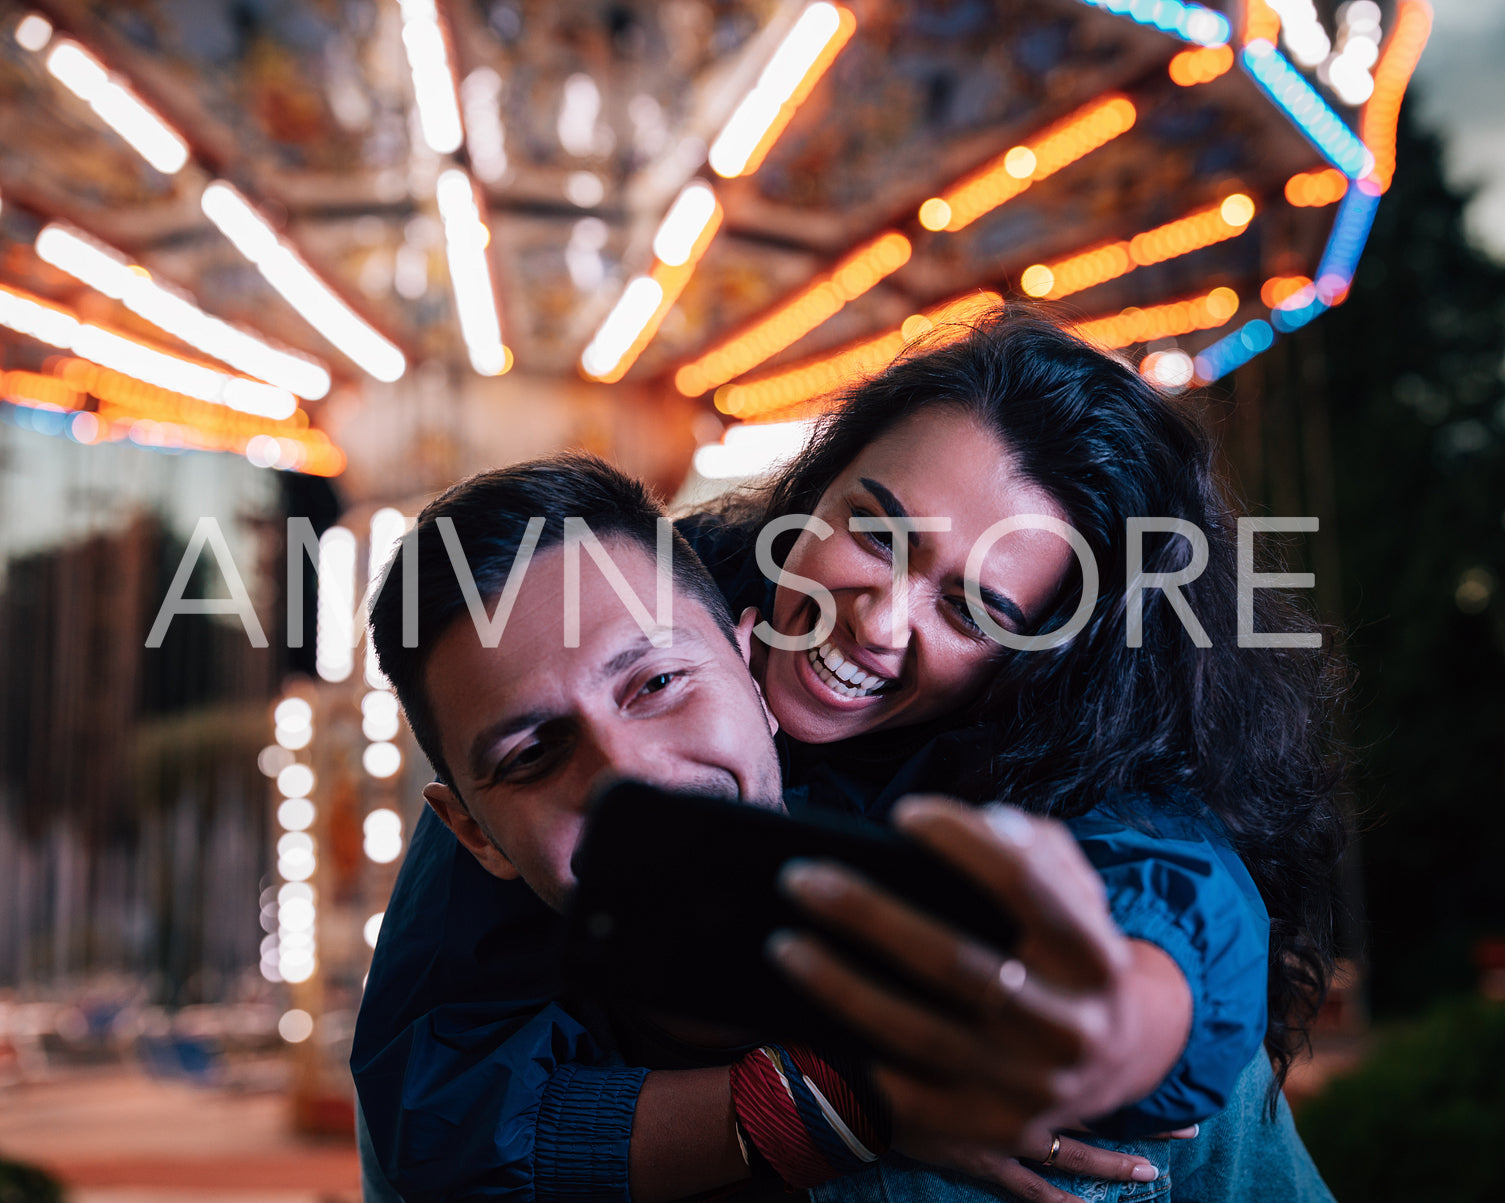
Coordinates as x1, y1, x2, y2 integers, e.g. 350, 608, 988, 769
0, 0, 1501, 1199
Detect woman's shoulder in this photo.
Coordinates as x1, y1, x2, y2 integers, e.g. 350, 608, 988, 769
1070, 787, 1233, 847
675, 510, 749, 559
1065, 788, 1268, 925
675, 510, 770, 614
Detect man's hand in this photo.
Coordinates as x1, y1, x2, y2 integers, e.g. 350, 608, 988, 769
768, 796, 1193, 1154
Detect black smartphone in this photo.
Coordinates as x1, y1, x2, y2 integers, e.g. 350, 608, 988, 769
562, 780, 1017, 1057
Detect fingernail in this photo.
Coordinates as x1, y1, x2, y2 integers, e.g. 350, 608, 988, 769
779, 859, 843, 900
984, 805, 1034, 847
766, 929, 812, 971
1131, 1164, 1159, 1182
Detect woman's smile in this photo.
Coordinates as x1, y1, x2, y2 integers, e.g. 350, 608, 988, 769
805, 639, 892, 698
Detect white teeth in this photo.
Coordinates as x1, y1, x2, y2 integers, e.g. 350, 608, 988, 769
807, 641, 890, 699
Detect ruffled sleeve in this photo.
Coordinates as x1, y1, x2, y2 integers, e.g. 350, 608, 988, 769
1066, 795, 1270, 1137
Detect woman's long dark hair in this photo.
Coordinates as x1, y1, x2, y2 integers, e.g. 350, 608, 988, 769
730, 308, 1349, 1095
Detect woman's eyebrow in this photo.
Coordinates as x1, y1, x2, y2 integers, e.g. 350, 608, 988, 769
968, 581, 1027, 631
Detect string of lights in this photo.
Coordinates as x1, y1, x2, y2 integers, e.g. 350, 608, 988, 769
709, 3, 856, 178
580, 183, 724, 383
709, 290, 1001, 421
1075, 0, 1230, 47
1, 360, 345, 475
1192, 317, 1275, 381
580, 3, 854, 382
16, 13, 407, 392
919, 95, 1137, 234
1362, 0, 1433, 192
1169, 44, 1235, 86
1020, 194, 1256, 301
35, 222, 332, 400
1070, 287, 1240, 349
674, 230, 910, 396
1241, 39, 1372, 178
1285, 168, 1349, 207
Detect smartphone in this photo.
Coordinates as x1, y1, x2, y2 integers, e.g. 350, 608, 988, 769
562, 780, 1017, 1057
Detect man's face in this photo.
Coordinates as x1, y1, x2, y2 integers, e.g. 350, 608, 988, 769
421, 538, 783, 911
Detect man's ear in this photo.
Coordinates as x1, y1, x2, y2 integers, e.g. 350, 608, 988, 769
421, 781, 519, 882
736, 607, 777, 737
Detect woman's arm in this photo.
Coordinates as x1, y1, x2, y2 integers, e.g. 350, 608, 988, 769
770, 798, 1196, 1154
1066, 797, 1270, 1135
629, 1068, 747, 1201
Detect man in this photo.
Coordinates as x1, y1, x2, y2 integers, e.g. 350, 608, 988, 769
356, 456, 785, 1201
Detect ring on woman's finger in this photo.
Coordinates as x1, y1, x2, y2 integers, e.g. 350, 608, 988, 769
1039, 1133, 1062, 1168
983, 957, 1027, 1009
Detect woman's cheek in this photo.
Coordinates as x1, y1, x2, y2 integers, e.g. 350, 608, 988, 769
915, 639, 998, 719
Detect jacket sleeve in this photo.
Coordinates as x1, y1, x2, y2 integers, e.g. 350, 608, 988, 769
1065, 799, 1270, 1138
351, 808, 648, 1202
355, 997, 648, 1203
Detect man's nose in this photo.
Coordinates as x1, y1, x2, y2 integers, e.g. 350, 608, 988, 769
578, 720, 735, 803
578, 720, 666, 795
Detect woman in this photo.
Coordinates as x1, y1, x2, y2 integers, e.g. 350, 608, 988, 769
677, 308, 1345, 1191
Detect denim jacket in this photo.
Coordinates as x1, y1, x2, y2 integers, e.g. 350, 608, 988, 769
808, 1048, 1335, 1203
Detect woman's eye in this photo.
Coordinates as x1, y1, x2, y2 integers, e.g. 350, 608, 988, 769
948, 596, 984, 635
850, 507, 894, 554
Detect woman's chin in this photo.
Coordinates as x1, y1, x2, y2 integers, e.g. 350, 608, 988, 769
766, 643, 894, 744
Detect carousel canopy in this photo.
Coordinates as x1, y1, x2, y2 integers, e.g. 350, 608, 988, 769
0, 0, 1430, 476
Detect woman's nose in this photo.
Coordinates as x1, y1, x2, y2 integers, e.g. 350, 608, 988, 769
849, 581, 912, 650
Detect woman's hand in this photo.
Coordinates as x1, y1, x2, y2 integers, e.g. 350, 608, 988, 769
917, 1131, 1164, 1203
768, 796, 1193, 1154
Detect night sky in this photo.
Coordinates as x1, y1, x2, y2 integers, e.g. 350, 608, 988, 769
1412, 0, 1505, 259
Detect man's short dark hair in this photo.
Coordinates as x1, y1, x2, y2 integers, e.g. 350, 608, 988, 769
369, 452, 736, 791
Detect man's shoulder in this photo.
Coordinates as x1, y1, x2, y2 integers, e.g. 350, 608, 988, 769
354, 808, 561, 1060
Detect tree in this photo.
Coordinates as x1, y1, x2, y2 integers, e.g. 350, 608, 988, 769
1265, 102, 1505, 1014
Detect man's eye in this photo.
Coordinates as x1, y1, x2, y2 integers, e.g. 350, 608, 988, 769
640, 671, 676, 695
493, 740, 555, 783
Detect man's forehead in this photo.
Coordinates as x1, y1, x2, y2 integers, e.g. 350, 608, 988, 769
430, 598, 717, 687
426, 565, 727, 712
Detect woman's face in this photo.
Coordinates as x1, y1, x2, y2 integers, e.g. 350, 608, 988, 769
761, 405, 1075, 745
